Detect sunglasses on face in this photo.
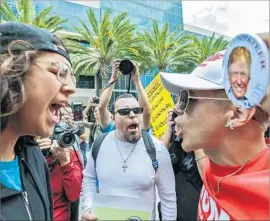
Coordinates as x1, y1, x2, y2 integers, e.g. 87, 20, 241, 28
35, 61, 76, 85
175, 89, 230, 114
114, 107, 144, 116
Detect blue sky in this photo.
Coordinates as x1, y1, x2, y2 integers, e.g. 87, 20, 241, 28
182, 1, 269, 36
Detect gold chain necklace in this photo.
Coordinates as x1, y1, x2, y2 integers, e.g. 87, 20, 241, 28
206, 160, 249, 196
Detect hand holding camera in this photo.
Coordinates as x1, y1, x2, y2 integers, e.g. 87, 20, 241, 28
109, 61, 120, 84
50, 141, 72, 167
130, 60, 140, 82
36, 137, 53, 150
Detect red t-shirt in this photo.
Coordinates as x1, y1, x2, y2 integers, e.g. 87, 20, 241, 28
198, 148, 269, 220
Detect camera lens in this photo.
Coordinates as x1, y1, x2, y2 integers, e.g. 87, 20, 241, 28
58, 132, 75, 148
119, 59, 134, 75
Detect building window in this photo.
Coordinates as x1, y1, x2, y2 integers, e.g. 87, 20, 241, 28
76, 75, 95, 89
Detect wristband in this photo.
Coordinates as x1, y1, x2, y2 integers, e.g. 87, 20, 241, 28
105, 79, 117, 89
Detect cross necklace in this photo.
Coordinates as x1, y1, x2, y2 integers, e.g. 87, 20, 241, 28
115, 133, 138, 172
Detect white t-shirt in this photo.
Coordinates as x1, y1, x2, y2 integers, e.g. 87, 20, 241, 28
81, 131, 177, 220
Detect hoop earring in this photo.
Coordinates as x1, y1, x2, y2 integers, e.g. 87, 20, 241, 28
225, 121, 234, 130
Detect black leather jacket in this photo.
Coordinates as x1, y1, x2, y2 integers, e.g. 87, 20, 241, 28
0, 136, 53, 221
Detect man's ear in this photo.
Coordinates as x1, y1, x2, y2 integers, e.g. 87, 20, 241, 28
226, 106, 256, 128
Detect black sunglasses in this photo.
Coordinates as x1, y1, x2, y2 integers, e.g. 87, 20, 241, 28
175, 89, 230, 114
114, 107, 144, 116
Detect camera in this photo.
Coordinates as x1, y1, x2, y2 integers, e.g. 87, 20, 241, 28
119, 59, 134, 75
51, 122, 84, 148
92, 96, 100, 104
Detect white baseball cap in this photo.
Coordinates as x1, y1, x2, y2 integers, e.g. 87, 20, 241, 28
160, 50, 225, 95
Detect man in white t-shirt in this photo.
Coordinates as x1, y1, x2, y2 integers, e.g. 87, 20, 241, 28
81, 93, 177, 221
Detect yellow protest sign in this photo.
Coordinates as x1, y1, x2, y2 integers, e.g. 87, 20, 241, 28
145, 73, 174, 139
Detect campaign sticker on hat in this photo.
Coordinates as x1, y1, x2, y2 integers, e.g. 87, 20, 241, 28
223, 33, 270, 108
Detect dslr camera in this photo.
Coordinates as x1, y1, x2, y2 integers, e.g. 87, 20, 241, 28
92, 96, 100, 104
51, 122, 84, 148
119, 59, 134, 75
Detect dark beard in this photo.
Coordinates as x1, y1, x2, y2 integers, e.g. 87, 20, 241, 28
123, 133, 141, 143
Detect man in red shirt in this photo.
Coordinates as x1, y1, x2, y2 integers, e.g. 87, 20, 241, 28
160, 50, 269, 220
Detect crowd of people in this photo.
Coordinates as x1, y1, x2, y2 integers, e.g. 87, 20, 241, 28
0, 21, 269, 221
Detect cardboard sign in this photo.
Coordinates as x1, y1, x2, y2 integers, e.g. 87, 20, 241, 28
145, 74, 174, 139
222, 33, 270, 108
92, 194, 153, 220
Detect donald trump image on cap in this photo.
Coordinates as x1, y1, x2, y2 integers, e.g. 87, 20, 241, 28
228, 47, 252, 99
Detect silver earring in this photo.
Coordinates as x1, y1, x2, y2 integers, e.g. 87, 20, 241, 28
225, 121, 234, 130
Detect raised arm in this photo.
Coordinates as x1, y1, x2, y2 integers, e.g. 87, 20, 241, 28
160, 110, 174, 149
131, 62, 151, 130
98, 61, 120, 129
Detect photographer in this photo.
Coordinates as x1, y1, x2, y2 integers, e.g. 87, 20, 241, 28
159, 110, 204, 221
98, 60, 151, 132
82, 97, 101, 144
37, 111, 83, 221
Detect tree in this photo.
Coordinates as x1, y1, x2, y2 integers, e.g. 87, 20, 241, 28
191, 33, 229, 63
61, 8, 146, 91
137, 21, 200, 74
0, 0, 68, 32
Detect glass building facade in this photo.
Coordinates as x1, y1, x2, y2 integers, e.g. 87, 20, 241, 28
100, 0, 183, 33
5, 0, 183, 106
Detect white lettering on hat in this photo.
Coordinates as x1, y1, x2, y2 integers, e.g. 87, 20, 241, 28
200, 53, 224, 67
198, 185, 230, 220
232, 34, 266, 69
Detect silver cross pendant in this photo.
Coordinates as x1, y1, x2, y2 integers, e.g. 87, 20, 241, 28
122, 162, 128, 172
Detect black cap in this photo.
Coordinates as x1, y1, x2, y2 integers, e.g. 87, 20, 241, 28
0, 22, 71, 64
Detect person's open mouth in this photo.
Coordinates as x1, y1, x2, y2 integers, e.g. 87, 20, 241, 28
127, 123, 139, 133
48, 101, 67, 124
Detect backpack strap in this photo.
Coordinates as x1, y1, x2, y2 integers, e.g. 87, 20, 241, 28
92, 132, 109, 168
91, 132, 109, 193
141, 130, 158, 172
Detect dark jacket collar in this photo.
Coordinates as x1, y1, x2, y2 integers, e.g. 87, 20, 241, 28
0, 183, 21, 199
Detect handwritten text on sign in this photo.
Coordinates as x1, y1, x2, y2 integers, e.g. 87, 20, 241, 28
146, 74, 174, 139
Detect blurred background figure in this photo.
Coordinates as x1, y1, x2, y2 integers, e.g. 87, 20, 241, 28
82, 97, 102, 147
79, 133, 90, 167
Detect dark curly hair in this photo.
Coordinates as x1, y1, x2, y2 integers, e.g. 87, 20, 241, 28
0, 42, 39, 132
0, 38, 67, 132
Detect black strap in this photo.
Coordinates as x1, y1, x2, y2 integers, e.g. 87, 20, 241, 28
48, 158, 59, 171
126, 74, 132, 93
92, 132, 109, 166
141, 130, 158, 172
